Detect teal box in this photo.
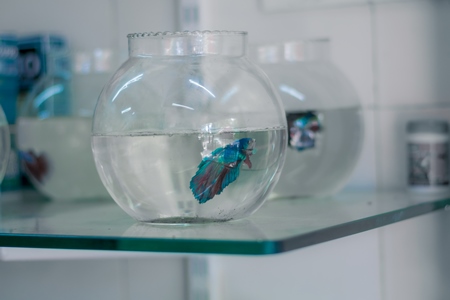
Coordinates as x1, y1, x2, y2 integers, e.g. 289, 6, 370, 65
0, 34, 20, 191
0, 34, 19, 124
18, 34, 67, 91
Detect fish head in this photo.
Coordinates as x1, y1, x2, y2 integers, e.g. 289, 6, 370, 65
233, 137, 255, 152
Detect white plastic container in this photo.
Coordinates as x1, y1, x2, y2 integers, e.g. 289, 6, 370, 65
407, 120, 449, 194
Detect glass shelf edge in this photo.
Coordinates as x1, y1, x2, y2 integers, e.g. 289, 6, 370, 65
1, 190, 449, 256
280, 197, 450, 253
0, 234, 281, 255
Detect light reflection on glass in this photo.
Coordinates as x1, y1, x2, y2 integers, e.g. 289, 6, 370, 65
33, 84, 64, 108
172, 103, 194, 110
222, 86, 239, 102
189, 79, 216, 98
121, 107, 132, 114
111, 74, 143, 102
279, 84, 305, 101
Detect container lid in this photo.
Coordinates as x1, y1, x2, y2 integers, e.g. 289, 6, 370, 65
407, 120, 449, 134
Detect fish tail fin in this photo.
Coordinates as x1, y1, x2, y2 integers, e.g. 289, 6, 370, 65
190, 160, 241, 204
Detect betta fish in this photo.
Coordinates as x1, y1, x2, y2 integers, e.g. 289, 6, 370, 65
287, 111, 321, 151
190, 137, 255, 204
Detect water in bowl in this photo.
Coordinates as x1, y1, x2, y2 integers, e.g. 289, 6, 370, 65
92, 127, 286, 223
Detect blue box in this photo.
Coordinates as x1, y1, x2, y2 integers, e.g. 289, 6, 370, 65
18, 34, 67, 91
0, 34, 20, 191
0, 34, 19, 124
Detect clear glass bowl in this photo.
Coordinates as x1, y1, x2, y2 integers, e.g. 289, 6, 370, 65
91, 31, 287, 224
17, 50, 112, 200
253, 40, 363, 198
0, 105, 10, 183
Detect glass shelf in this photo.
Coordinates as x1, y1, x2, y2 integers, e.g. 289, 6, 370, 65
0, 189, 449, 255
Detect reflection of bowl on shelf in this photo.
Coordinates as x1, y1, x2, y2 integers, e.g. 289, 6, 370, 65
124, 219, 268, 241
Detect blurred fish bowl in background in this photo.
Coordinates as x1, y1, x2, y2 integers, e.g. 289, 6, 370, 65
252, 39, 364, 199
0, 106, 10, 183
16, 37, 116, 200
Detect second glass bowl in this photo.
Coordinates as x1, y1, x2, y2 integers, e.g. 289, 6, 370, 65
253, 40, 363, 198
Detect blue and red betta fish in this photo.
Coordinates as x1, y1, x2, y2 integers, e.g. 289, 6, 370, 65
190, 137, 255, 204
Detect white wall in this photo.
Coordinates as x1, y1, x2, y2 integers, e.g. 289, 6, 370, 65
193, 1, 450, 299
0, 0, 177, 56
210, 229, 382, 300
0, 255, 185, 300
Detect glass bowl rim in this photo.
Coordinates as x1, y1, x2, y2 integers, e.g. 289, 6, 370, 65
127, 30, 248, 39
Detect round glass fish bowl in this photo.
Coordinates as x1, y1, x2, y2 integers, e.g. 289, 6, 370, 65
17, 50, 111, 200
91, 31, 287, 224
253, 40, 363, 198
0, 105, 10, 183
